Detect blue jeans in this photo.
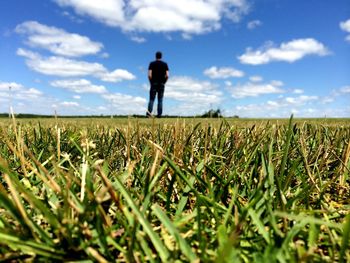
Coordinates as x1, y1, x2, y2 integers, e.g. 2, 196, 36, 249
148, 83, 164, 116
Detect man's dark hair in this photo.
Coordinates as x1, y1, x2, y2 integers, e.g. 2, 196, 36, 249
156, 51, 162, 59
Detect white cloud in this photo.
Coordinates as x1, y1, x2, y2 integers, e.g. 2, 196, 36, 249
238, 38, 330, 65
17, 48, 38, 60
102, 93, 147, 114
16, 21, 103, 57
340, 19, 350, 42
293, 89, 304, 94
0, 81, 43, 101
229, 94, 320, 117
321, 96, 335, 104
284, 95, 318, 105
73, 95, 81, 99
0, 82, 23, 91
249, 75, 263, 82
0, 93, 70, 114
227, 80, 285, 98
270, 80, 283, 87
50, 79, 107, 94
247, 20, 261, 30
340, 19, 350, 32
181, 33, 193, 40
55, 0, 125, 27
61, 101, 80, 107
97, 106, 108, 111
269, 95, 318, 108
21, 88, 43, 99
100, 69, 136, 82
340, 85, 350, 93
18, 50, 104, 77
0, 81, 56, 115
17, 48, 135, 82
100, 52, 110, 58
53, 0, 250, 35
61, 11, 84, 24
130, 35, 147, 43
166, 76, 222, 103
204, 66, 244, 79
127, 5, 219, 34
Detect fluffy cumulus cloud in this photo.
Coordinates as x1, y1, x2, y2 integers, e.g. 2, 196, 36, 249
102, 93, 147, 114
17, 48, 135, 82
15, 21, 103, 57
54, 0, 126, 27
238, 38, 330, 65
53, 0, 250, 35
340, 19, 350, 42
50, 79, 107, 94
204, 66, 244, 79
227, 80, 285, 98
100, 69, 136, 82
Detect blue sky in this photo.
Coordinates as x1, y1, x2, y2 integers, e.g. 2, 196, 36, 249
0, 0, 349, 117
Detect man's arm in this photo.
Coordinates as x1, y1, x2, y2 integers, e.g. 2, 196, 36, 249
148, 69, 152, 83
165, 70, 169, 83
164, 63, 169, 83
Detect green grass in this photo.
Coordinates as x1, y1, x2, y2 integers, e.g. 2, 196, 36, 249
0, 116, 349, 262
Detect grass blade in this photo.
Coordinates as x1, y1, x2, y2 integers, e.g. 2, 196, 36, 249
152, 204, 198, 262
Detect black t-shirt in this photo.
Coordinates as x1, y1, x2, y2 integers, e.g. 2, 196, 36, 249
148, 60, 169, 84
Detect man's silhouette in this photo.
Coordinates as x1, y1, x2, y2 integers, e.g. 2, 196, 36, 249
147, 51, 169, 118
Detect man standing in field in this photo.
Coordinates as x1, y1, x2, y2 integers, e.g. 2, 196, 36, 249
147, 51, 169, 118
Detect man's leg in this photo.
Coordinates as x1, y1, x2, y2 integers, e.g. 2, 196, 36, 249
147, 85, 157, 116
157, 84, 165, 117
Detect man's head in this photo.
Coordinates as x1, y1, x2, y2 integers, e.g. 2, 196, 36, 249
156, 51, 162, 60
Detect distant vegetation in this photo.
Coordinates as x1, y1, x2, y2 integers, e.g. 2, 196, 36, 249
0, 109, 233, 119
200, 108, 223, 118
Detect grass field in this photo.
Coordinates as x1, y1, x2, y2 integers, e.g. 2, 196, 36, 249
0, 116, 349, 262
